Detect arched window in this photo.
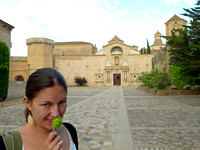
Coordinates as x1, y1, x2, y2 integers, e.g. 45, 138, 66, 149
15, 75, 24, 81
111, 47, 123, 54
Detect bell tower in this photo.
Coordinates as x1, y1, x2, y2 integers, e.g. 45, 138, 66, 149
154, 31, 162, 44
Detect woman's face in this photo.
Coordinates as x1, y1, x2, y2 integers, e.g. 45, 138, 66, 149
25, 85, 67, 131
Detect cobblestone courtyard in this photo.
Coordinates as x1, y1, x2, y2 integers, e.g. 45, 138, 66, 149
0, 87, 200, 150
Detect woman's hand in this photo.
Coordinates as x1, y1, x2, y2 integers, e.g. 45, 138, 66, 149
44, 132, 64, 150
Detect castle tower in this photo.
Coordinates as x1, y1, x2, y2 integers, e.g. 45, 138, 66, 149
165, 14, 187, 36
26, 38, 54, 75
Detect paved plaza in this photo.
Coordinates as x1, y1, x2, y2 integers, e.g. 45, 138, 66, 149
0, 86, 200, 150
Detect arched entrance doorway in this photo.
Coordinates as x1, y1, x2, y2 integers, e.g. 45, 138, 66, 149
113, 74, 121, 85
15, 75, 24, 81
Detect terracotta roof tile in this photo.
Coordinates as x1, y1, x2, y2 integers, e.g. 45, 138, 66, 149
165, 14, 187, 24
0, 19, 14, 30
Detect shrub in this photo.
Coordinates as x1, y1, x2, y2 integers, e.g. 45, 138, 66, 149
168, 65, 195, 90
0, 42, 9, 101
74, 77, 87, 86
137, 69, 170, 91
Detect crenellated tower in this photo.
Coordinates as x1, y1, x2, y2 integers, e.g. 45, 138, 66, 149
26, 38, 54, 75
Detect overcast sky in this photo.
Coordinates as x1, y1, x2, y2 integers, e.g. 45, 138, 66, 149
0, 0, 197, 56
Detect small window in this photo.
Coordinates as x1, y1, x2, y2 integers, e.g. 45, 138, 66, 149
99, 76, 101, 78
175, 22, 177, 24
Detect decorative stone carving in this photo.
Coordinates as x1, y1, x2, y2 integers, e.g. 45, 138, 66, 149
130, 73, 139, 82
95, 68, 104, 83
114, 56, 119, 66
106, 71, 111, 82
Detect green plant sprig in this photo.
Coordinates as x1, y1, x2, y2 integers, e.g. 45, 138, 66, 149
51, 117, 62, 132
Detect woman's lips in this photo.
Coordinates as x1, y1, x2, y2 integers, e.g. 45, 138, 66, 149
47, 119, 52, 123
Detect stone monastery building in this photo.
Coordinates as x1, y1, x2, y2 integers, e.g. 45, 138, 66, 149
0, 15, 187, 86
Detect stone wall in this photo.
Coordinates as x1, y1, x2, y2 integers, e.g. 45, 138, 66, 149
152, 47, 169, 73
138, 86, 200, 96
7, 81, 26, 99
10, 57, 28, 81
157, 89, 200, 95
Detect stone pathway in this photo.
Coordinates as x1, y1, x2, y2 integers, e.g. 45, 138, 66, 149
123, 87, 200, 150
0, 86, 200, 150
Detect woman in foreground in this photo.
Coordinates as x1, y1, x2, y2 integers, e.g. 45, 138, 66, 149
0, 68, 78, 150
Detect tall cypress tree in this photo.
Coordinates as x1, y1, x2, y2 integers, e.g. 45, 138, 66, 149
147, 39, 151, 54
0, 41, 10, 101
140, 48, 143, 54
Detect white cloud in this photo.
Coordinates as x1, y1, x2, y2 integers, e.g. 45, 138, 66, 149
154, 9, 160, 14
135, 10, 139, 14
0, 0, 131, 56
138, 0, 146, 3
164, 0, 182, 6
184, 0, 196, 4
143, 11, 149, 17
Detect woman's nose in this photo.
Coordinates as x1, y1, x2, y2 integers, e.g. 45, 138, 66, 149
51, 106, 60, 118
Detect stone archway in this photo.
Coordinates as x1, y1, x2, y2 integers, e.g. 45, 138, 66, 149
15, 75, 24, 81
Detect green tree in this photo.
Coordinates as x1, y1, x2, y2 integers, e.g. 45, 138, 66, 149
0, 41, 10, 101
164, 0, 200, 87
147, 39, 151, 54
143, 49, 146, 54
140, 48, 143, 54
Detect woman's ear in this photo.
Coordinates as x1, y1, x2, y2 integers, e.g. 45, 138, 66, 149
24, 96, 32, 110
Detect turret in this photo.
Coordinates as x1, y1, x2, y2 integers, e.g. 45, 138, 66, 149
26, 38, 54, 75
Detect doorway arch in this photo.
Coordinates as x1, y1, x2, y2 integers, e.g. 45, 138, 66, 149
15, 75, 24, 81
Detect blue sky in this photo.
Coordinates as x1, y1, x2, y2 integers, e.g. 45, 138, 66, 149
0, 0, 197, 56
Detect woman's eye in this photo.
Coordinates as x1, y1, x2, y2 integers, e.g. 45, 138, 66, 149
42, 103, 49, 106
60, 100, 66, 104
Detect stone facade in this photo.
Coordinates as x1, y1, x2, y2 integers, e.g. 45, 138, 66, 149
9, 14, 187, 86
28, 36, 153, 86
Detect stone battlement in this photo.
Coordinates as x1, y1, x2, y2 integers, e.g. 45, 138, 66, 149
26, 38, 54, 45
10, 56, 27, 62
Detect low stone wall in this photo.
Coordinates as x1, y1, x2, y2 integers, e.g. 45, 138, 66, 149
7, 81, 26, 100
138, 86, 200, 96
157, 89, 200, 96
137, 86, 156, 95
